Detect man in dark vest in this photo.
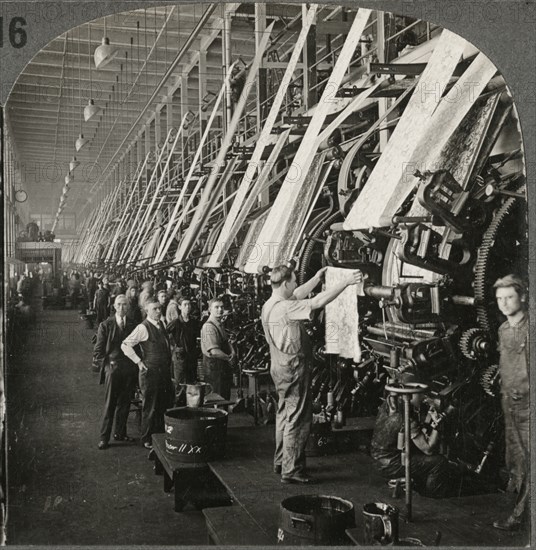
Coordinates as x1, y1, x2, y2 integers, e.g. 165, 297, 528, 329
122, 297, 173, 449
93, 294, 137, 450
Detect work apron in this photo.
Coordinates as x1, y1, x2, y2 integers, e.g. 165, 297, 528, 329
202, 320, 232, 400
262, 296, 313, 477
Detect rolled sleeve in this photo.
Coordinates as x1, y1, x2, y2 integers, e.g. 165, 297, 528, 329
286, 299, 314, 321
121, 324, 149, 364
201, 324, 221, 355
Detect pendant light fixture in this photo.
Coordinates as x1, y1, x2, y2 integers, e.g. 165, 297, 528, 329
75, 136, 89, 154
69, 50, 80, 173
69, 156, 79, 172
84, 99, 101, 123
94, 16, 118, 69
84, 23, 102, 122
75, 26, 89, 151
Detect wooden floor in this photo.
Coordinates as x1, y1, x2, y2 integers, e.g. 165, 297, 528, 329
208, 418, 530, 546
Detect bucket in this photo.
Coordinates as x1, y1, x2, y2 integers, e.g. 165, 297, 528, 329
362, 502, 399, 545
164, 407, 227, 463
278, 495, 355, 545
181, 382, 213, 407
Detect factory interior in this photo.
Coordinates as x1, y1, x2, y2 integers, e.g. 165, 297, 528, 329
2, 2, 532, 546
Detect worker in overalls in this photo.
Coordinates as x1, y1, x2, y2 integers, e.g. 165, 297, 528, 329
261, 263, 363, 484
492, 274, 530, 531
201, 297, 234, 400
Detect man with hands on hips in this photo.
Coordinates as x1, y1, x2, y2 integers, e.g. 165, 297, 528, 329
121, 297, 174, 450
261, 264, 363, 484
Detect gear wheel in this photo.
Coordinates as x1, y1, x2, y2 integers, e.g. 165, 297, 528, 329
480, 364, 499, 397
459, 328, 491, 360
473, 182, 524, 332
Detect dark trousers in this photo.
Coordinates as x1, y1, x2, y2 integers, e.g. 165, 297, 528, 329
373, 451, 458, 498
100, 362, 137, 441
139, 366, 174, 444
173, 349, 198, 390
502, 393, 530, 521
203, 356, 231, 400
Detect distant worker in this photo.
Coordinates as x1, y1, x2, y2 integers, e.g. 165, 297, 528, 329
156, 290, 169, 326
492, 274, 529, 531
125, 286, 142, 325
261, 264, 362, 484
138, 281, 154, 319
166, 289, 181, 324
87, 272, 98, 307
69, 272, 81, 310
93, 279, 111, 325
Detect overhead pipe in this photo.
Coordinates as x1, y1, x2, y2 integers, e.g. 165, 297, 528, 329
154, 61, 239, 263
117, 128, 176, 263
104, 155, 150, 262
126, 124, 186, 263
223, 11, 233, 133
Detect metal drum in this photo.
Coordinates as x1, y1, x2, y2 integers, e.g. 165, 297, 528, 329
278, 495, 355, 545
164, 407, 228, 463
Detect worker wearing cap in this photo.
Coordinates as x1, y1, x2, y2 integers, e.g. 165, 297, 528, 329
261, 263, 363, 484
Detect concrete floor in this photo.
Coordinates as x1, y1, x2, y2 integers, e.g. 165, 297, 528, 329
5, 291, 530, 546
6, 296, 208, 545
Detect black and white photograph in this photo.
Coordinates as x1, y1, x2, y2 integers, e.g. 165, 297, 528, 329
1, 1, 534, 546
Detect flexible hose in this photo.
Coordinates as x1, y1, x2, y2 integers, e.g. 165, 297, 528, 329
298, 211, 342, 285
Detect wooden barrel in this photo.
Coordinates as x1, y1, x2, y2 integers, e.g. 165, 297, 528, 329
164, 407, 228, 463
278, 495, 355, 545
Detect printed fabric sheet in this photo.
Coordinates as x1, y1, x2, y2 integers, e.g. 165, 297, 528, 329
324, 267, 362, 362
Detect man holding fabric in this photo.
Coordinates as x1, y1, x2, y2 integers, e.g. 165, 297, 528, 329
122, 298, 174, 450
261, 264, 363, 484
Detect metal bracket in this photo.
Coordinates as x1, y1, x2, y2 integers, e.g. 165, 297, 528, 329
368, 62, 427, 76
336, 86, 369, 98
271, 126, 307, 135
282, 115, 312, 126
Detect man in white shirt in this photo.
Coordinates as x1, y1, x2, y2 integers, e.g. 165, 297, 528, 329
262, 264, 362, 484
122, 298, 173, 449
